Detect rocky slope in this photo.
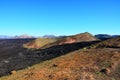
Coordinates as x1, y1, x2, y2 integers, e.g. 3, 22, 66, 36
0, 40, 98, 77
1, 48, 120, 80
90, 36, 120, 48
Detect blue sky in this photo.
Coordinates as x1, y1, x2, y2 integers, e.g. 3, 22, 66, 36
0, 0, 120, 36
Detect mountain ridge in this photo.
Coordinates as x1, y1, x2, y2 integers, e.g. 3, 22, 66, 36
23, 32, 98, 49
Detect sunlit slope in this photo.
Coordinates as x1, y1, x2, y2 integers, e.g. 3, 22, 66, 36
23, 32, 97, 49
90, 36, 120, 48
1, 48, 120, 80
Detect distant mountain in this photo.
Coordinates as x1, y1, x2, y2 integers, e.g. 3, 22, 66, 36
112, 35, 120, 38
95, 34, 120, 40
95, 34, 112, 40
42, 35, 56, 38
91, 36, 120, 48
23, 32, 98, 49
14, 34, 34, 39
0, 35, 13, 39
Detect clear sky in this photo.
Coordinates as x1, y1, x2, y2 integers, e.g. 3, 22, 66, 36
0, 0, 120, 36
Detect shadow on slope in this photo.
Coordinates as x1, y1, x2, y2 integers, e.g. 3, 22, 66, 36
0, 40, 100, 77
0, 39, 35, 61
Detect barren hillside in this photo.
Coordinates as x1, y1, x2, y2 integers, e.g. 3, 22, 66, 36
1, 48, 120, 80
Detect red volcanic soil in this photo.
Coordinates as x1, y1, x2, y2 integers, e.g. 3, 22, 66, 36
24, 32, 97, 49
58, 37, 77, 45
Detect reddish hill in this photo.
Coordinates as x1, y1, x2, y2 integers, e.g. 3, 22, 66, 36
23, 32, 97, 49
53, 32, 97, 45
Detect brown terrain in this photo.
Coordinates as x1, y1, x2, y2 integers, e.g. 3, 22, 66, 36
1, 48, 120, 80
57, 32, 97, 45
91, 36, 120, 48
23, 32, 97, 49
0, 33, 120, 80
23, 38, 58, 49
